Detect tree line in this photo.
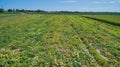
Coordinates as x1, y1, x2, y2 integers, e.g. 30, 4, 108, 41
0, 8, 45, 13
0, 8, 120, 15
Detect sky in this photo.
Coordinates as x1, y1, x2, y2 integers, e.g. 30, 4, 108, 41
0, 0, 120, 12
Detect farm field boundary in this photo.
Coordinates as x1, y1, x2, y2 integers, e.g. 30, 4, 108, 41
81, 16, 120, 26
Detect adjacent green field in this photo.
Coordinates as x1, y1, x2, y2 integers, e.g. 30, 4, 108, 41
82, 15, 120, 26
0, 14, 120, 67
0, 13, 17, 17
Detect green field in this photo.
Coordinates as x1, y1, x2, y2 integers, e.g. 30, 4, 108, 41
0, 13, 17, 17
82, 15, 120, 26
0, 14, 120, 67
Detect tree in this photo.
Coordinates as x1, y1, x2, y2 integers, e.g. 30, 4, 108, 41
0, 8, 4, 13
7, 9, 13, 12
16, 9, 20, 12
